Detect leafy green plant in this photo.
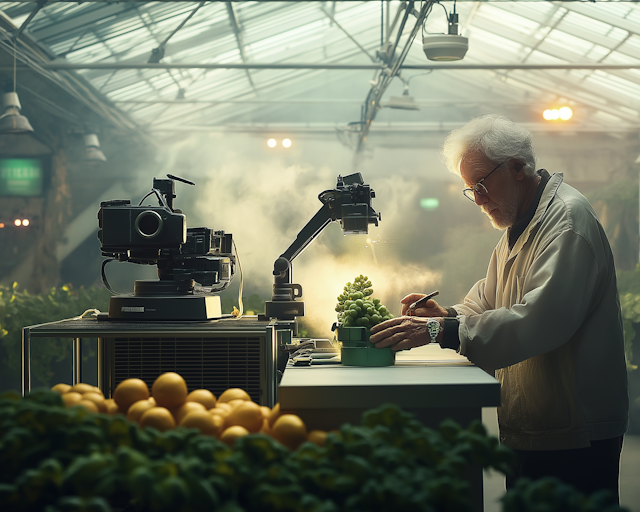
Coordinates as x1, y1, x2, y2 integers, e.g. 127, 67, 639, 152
335, 275, 393, 328
1, 391, 628, 512
0, 283, 111, 388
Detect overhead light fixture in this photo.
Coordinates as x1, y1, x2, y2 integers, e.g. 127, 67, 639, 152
0, 92, 34, 134
0, 37, 34, 134
422, 3, 468, 62
267, 138, 277, 148
543, 107, 573, 121
383, 87, 420, 110
84, 133, 107, 162
282, 138, 292, 148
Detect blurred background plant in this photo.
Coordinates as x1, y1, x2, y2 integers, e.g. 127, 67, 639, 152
0, 283, 110, 392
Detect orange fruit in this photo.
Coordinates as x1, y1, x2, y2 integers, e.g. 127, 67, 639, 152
259, 418, 272, 436
179, 410, 224, 437
215, 403, 233, 415
114, 379, 150, 412
308, 430, 328, 447
172, 401, 206, 423
105, 398, 118, 415
71, 383, 95, 395
225, 401, 263, 433
127, 399, 156, 423
149, 396, 156, 406
220, 425, 249, 446
260, 406, 271, 419
74, 400, 99, 413
227, 399, 246, 410
82, 392, 107, 413
91, 386, 104, 397
51, 383, 71, 394
152, 373, 188, 409
62, 392, 83, 407
186, 389, 216, 409
268, 403, 282, 428
209, 408, 228, 419
140, 407, 175, 432
272, 414, 307, 451
217, 388, 251, 403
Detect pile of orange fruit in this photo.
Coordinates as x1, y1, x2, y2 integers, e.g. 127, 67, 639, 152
51, 372, 327, 450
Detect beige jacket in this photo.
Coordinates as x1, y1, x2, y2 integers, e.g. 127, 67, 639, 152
454, 173, 628, 450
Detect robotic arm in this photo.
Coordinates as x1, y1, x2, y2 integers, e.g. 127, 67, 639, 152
265, 173, 380, 320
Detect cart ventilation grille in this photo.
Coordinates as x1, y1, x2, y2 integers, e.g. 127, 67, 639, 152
113, 337, 262, 403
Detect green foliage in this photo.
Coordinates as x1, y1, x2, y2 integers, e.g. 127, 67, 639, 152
1, 391, 628, 512
501, 477, 625, 512
334, 275, 393, 328
0, 283, 111, 387
221, 293, 266, 316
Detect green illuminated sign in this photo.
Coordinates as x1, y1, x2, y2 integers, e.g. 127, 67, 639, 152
0, 158, 43, 196
420, 198, 439, 210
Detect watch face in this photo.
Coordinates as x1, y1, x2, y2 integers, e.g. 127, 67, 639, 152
427, 320, 439, 335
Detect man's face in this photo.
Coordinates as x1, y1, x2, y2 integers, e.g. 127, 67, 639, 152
460, 150, 520, 230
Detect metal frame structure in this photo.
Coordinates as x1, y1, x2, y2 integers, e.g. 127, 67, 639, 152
0, 1, 638, 142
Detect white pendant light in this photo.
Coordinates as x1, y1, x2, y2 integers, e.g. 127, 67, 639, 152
84, 133, 107, 162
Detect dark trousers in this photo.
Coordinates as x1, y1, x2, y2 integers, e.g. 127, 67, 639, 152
505, 436, 624, 503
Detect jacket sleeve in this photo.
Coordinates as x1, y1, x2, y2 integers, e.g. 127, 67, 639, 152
457, 229, 601, 371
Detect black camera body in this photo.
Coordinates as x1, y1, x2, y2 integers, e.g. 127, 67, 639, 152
97, 175, 235, 320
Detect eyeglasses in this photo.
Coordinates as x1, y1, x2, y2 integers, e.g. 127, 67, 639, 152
462, 161, 507, 202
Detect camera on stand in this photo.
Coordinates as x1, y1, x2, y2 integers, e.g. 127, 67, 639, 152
97, 174, 235, 321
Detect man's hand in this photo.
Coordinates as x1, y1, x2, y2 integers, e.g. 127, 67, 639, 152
401, 293, 448, 317
369, 316, 443, 351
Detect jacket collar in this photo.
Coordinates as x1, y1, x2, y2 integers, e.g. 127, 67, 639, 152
509, 172, 564, 257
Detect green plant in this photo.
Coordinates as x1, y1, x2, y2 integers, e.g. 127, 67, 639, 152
335, 275, 393, 328
0, 283, 111, 388
0, 391, 629, 512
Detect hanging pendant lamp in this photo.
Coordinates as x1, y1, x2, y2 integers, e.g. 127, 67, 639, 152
84, 133, 107, 162
0, 92, 34, 133
0, 37, 33, 134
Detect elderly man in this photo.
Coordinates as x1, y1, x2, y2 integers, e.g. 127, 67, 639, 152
370, 114, 628, 500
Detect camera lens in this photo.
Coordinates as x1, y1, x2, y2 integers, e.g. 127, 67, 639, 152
135, 210, 163, 238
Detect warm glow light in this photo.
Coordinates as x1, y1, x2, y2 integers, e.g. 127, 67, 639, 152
267, 138, 277, 148
366, 238, 372, 245
14, 219, 21, 226
558, 106, 573, 120
543, 107, 572, 121
22, 219, 29, 226
0, 223, 5, 228
282, 138, 292, 148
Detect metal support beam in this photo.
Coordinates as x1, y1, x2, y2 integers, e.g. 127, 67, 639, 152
225, 1, 256, 91
33, 62, 640, 71
14, 0, 47, 40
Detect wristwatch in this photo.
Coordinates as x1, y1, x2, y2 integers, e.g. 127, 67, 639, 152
426, 318, 441, 344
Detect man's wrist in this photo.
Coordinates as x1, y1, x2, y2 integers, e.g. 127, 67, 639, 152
445, 307, 458, 318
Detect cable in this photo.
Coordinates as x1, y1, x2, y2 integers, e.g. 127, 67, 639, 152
232, 239, 244, 318
101, 259, 119, 294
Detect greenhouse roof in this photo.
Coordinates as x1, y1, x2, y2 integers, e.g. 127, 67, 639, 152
0, 1, 639, 142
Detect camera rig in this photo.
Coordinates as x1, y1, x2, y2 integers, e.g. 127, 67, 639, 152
97, 174, 235, 320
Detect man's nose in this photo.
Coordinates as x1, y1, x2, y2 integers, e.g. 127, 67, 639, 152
474, 190, 489, 206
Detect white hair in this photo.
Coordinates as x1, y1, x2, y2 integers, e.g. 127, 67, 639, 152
442, 115, 537, 178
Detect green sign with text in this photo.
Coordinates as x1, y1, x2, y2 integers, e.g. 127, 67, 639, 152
0, 158, 43, 196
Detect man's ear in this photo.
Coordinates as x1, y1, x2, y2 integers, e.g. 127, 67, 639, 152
513, 159, 526, 179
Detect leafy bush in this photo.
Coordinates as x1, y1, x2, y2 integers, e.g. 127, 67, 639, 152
0, 391, 628, 512
0, 283, 111, 388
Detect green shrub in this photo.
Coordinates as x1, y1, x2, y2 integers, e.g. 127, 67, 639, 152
0, 391, 629, 512
0, 283, 111, 388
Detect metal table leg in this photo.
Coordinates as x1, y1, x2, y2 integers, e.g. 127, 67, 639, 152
72, 338, 83, 385
21, 327, 30, 395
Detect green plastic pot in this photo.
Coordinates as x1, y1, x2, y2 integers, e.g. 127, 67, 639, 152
335, 326, 395, 367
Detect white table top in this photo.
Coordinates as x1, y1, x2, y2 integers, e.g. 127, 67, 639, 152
279, 344, 501, 409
